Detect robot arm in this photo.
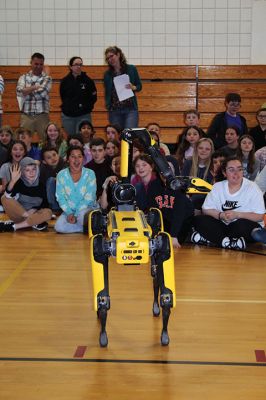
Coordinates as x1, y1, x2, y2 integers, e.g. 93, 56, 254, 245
120, 128, 181, 190
120, 128, 212, 194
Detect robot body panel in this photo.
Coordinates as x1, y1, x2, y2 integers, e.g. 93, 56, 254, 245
107, 209, 152, 265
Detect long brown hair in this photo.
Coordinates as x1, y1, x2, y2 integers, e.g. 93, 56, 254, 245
176, 126, 203, 168
190, 138, 214, 180
44, 122, 64, 149
237, 134, 256, 173
104, 46, 127, 71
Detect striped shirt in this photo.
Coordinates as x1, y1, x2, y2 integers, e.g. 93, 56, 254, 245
16, 70, 52, 115
0, 75, 4, 114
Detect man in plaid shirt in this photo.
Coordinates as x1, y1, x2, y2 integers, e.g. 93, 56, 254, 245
0, 74, 4, 128
16, 52, 52, 141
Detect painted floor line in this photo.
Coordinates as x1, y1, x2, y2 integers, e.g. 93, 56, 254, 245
0, 356, 265, 367
176, 298, 266, 304
0, 250, 37, 297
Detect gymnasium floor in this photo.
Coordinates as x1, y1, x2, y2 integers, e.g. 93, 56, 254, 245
0, 219, 266, 400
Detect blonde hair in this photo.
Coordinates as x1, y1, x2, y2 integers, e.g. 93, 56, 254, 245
190, 137, 214, 180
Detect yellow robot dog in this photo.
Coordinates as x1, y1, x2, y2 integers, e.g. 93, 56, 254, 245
88, 128, 211, 348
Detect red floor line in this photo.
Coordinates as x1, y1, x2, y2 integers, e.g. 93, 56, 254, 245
73, 346, 87, 358
255, 350, 266, 362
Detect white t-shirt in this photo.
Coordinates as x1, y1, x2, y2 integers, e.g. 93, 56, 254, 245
203, 177, 265, 225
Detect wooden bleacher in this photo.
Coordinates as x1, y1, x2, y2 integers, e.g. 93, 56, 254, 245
1, 65, 266, 145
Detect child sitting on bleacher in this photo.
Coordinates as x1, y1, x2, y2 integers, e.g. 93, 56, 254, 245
85, 138, 113, 198
78, 120, 95, 164
16, 127, 42, 163
146, 122, 170, 155
220, 126, 241, 157
42, 122, 68, 160
0, 125, 14, 151
40, 146, 67, 212
176, 125, 203, 169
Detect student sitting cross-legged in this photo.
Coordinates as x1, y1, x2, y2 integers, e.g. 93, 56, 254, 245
191, 156, 265, 250
0, 157, 52, 232
54, 146, 98, 233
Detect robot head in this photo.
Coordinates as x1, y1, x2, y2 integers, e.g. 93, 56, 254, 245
112, 182, 136, 206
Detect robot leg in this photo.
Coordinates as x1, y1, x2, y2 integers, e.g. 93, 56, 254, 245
151, 255, 160, 317
88, 209, 106, 237
147, 208, 164, 317
153, 232, 176, 346
90, 234, 110, 347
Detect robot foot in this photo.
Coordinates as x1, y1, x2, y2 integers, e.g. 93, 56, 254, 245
152, 301, 160, 317
99, 331, 108, 347
161, 330, 170, 346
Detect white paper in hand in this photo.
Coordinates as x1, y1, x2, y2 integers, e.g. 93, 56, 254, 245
113, 74, 134, 102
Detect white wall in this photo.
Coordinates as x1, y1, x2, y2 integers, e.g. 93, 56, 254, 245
0, 0, 262, 65
251, 0, 266, 63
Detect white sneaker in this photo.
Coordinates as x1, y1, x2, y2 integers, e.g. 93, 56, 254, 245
32, 222, 48, 231
191, 231, 211, 245
222, 236, 246, 250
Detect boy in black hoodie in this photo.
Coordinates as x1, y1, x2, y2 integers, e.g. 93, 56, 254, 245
40, 146, 67, 211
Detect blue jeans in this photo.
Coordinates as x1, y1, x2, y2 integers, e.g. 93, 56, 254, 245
54, 207, 93, 233
109, 109, 139, 130
61, 113, 92, 137
46, 177, 60, 211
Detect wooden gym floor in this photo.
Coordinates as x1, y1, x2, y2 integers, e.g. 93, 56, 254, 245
0, 220, 266, 400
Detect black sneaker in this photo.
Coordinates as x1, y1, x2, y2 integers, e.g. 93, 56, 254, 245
191, 231, 210, 245
222, 236, 246, 250
32, 222, 48, 231
0, 221, 15, 232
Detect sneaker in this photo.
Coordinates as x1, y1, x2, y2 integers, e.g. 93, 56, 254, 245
222, 236, 246, 250
251, 228, 266, 244
0, 221, 15, 232
32, 222, 48, 231
191, 231, 211, 245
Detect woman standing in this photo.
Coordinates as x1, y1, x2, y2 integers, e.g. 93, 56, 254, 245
60, 57, 97, 137
104, 46, 142, 130
192, 156, 265, 250
55, 146, 98, 233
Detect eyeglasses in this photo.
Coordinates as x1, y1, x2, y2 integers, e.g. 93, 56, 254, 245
72, 63, 83, 67
226, 167, 244, 173
257, 114, 266, 119
228, 101, 241, 106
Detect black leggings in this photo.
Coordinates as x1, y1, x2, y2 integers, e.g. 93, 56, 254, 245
193, 215, 260, 246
